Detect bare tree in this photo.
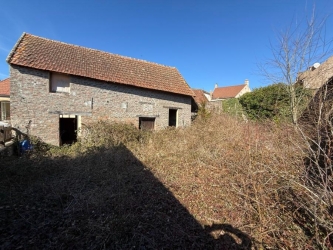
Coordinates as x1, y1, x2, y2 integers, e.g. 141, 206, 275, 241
259, 7, 332, 124
260, 6, 333, 248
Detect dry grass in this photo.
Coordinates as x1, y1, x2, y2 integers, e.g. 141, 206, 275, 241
1, 113, 332, 249
130, 114, 310, 249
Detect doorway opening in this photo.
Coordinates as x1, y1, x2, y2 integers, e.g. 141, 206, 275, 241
168, 109, 177, 127
59, 116, 77, 145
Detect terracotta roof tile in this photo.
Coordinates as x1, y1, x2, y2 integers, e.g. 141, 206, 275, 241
7, 33, 194, 97
192, 89, 208, 105
0, 78, 10, 96
212, 84, 246, 99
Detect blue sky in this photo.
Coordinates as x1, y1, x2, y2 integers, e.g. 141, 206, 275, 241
0, 0, 332, 92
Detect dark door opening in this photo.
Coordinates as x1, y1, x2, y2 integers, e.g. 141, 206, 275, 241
169, 109, 177, 127
139, 117, 155, 130
60, 117, 77, 145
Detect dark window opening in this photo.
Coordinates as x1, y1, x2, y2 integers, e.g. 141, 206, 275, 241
169, 109, 177, 127
60, 117, 77, 145
139, 117, 155, 130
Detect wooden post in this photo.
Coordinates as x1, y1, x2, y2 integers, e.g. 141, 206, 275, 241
0, 125, 12, 145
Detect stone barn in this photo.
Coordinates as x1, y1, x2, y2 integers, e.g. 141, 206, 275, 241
7, 33, 194, 146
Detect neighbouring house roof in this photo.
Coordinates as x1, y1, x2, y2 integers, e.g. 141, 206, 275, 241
212, 84, 246, 99
192, 89, 208, 105
297, 56, 333, 90
0, 78, 10, 97
7, 33, 194, 97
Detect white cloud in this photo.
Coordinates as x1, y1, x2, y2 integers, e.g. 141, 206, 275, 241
0, 42, 9, 53
0, 72, 9, 80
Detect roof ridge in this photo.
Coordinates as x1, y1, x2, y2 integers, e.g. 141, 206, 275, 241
217, 83, 246, 89
23, 33, 176, 69
192, 88, 209, 94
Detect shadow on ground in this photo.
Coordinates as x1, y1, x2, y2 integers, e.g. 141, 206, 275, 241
0, 144, 252, 249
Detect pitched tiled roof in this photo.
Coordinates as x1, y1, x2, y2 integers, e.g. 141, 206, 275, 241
7, 33, 194, 97
212, 84, 246, 99
192, 89, 208, 105
0, 78, 10, 96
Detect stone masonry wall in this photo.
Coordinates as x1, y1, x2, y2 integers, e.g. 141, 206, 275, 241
10, 65, 192, 146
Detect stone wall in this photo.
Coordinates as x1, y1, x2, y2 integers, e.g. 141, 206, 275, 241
10, 65, 192, 146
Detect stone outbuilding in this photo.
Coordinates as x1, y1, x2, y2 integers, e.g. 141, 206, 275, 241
7, 33, 194, 146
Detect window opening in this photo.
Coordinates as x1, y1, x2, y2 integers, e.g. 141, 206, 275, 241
50, 73, 70, 93
0, 102, 10, 121
139, 117, 155, 130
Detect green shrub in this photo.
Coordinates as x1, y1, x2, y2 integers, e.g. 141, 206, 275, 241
239, 83, 311, 122
196, 102, 211, 121
239, 83, 291, 120
221, 98, 243, 117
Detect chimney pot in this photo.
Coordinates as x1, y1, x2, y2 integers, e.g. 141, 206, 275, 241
245, 79, 249, 85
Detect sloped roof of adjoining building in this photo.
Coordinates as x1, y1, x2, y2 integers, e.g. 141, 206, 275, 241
298, 56, 333, 90
0, 78, 10, 97
7, 33, 194, 97
192, 89, 208, 105
212, 84, 246, 99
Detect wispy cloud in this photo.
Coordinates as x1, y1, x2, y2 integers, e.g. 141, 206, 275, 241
0, 6, 28, 34
0, 4, 59, 45
0, 72, 9, 80
0, 42, 9, 53
0, 4, 25, 81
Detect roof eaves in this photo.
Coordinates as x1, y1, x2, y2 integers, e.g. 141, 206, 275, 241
170, 68, 194, 96
0, 78, 9, 83
189, 88, 196, 97
7, 33, 194, 97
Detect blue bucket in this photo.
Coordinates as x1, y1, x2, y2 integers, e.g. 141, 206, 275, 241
20, 139, 33, 154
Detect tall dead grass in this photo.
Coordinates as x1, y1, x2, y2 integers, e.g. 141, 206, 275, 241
2, 112, 332, 248
129, 112, 331, 249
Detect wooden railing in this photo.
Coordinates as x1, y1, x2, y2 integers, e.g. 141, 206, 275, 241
0, 126, 12, 145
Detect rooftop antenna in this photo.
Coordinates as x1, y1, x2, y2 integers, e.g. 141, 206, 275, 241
313, 62, 320, 68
